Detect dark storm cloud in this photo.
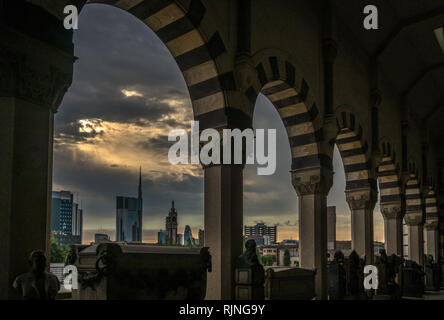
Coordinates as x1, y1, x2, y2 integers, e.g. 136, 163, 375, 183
55, 4, 189, 133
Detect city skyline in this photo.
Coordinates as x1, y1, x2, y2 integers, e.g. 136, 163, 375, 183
53, 4, 384, 245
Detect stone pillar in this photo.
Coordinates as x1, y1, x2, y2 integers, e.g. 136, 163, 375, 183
407, 224, 424, 266
204, 165, 243, 300
424, 225, 439, 261
424, 190, 439, 260
346, 189, 377, 264
0, 3, 73, 299
381, 203, 403, 256
292, 167, 332, 300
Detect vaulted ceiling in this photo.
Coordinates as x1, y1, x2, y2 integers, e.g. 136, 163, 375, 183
334, 0, 444, 162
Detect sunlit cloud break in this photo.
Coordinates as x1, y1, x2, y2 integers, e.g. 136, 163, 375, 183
121, 89, 144, 97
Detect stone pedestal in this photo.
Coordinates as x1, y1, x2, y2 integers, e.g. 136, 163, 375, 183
0, 6, 73, 299
204, 165, 243, 300
292, 167, 332, 300
346, 189, 377, 264
381, 204, 403, 256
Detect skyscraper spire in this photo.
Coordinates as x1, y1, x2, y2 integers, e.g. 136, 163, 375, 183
172, 200, 174, 209
138, 166, 142, 199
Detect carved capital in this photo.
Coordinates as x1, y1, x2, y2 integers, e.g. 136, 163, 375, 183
404, 212, 424, 226
0, 28, 74, 112
345, 189, 377, 211
424, 220, 439, 231
291, 167, 333, 196
380, 203, 402, 220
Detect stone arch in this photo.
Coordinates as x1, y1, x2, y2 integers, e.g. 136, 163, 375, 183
425, 188, 439, 226
404, 174, 423, 225
333, 109, 374, 192
377, 140, 402, 207
240, 52, 326, 172
86, 0, 237, 130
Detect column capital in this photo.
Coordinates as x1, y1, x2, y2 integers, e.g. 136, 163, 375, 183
404, 212, 424, 226
0, 27, 74, 112
424, 220, 439, 231
291, 167, 333, 197
380, 202, 403, 219
345, 188, 377, 211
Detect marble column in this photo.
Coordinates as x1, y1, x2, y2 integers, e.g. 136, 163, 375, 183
381, 203, 403, 256
292, 167, 332, 300
204, 165, 243, 300
346, 189, 377, 264
0, 8, 73, 299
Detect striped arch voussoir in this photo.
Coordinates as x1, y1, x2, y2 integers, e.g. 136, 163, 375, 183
87, 0, 246, 130
244, 55, 328, 172
405, 174, 423, 218
335, 111, 374, 191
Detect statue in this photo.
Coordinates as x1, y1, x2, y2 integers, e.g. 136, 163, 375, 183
348, 251, 364, 299
237, 239, 262, 268
328, 251, 346, 300
234, 239, 264, 300
13, 250, 60, 300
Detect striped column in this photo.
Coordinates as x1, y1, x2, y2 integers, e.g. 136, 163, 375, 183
404, 175, 424, 265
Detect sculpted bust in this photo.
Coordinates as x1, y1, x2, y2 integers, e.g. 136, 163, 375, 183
13, 250, 60, 300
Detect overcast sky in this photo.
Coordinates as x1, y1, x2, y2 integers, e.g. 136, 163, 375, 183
53, 4, 384, 244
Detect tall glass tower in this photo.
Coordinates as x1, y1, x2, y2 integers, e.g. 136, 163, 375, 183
116, 168, 143, 242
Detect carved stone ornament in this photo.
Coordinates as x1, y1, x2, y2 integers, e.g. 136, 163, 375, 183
380, 203, 402, 220
291, 168, 333, 196
345, 189, 377, 211
0, 44, 73, 111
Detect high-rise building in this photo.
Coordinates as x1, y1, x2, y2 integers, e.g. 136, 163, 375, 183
327, 206, 336, 251
176, 234, 183, 246
51, 191, 83, 246
166, 201, 178, 244
184, 225, 193, 246
116, 168, 143, 242
244, 222, 277, 244
157, 230, 168, 245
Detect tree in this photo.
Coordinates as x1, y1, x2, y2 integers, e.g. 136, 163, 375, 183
50, 234, 70, 263
283, 248, 291, 267
261, 255, 276, 266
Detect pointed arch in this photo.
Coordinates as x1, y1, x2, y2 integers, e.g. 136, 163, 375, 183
377, 141, 402, 205
241, 53, 327, 172
334, 110, 374, 191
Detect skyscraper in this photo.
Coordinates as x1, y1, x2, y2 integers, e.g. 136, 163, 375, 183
244, 222, 277, 244
184, 225, 192, 246
51, 191, 83, 246
116, 168, 143, 242
166, 201, 178, 244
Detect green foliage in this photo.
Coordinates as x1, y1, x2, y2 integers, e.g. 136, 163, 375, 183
283, 248, 291, 266
261, 255, 276, 266
50, 234, 70, 263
